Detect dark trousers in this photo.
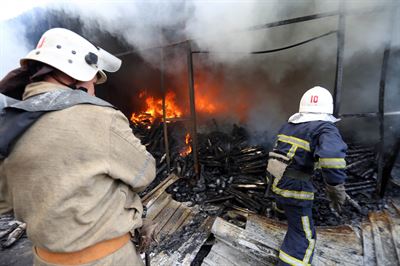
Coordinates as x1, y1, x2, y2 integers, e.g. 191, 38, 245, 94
277, 204, 316, 266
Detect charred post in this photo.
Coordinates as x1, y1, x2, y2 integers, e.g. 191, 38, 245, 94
160, 47, 171, 172
333, 0, 345, 117
376, 1, 397, 196
187, 41, 200, 180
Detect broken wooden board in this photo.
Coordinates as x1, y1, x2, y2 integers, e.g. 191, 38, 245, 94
0, 213, 32, 266
367, 201, 400, 266
203, 216, 278, 266
143, 174, 215, 265
205, 201, 400, 266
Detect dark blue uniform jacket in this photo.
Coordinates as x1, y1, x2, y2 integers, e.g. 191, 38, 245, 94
272, 120, 347, 207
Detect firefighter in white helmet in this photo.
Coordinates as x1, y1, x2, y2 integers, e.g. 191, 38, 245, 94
0, 28, 155, 265
266, 86, 347, 265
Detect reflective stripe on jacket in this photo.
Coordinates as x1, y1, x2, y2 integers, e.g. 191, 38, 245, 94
272, 120, 347, 206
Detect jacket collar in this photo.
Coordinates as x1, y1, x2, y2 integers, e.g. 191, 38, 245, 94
23, 82, 71, 100
288, 112, 340, 124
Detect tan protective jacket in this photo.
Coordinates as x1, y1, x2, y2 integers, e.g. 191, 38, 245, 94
0, 82, 155, 252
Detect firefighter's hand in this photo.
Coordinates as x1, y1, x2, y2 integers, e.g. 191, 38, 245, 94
137, 218, 158, 253
325, 183, 346, 213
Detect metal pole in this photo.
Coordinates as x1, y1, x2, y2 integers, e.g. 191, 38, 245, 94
160, 47, 171, 172
376, 1, 397, 196
333, 0, 345, 116
187, 41, 200, 179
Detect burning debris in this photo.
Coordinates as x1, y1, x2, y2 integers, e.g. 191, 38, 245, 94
130, 91, 183, 125
130, 105, 385, 227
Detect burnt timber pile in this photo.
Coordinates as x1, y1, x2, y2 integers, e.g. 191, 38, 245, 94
131, 120, 385, 226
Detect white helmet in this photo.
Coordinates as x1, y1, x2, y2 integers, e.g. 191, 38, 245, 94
20, 28, 121, 84
299, 86, 333, 114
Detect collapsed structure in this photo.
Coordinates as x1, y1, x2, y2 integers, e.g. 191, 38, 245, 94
1, 1, 400, 265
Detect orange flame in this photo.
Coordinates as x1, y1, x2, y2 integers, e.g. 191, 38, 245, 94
130, 91, 182, 124
180, 133, 192, 157
194, 84, 226, 114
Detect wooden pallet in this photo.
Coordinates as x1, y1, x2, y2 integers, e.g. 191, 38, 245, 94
143, 174, 215, 265
204, 200, 400, 266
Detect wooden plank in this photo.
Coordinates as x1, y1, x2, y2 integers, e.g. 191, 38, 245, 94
160, 204, 192, 236
314, 225, 364, 265
152, 199, 182, 236
173, 217, 214, 264
369, 212, 398, 266
151, 216, 215, 265
203, 248, 238, 266
361, 222, 377, 266
392, 201, 400, 216
247, 214, 363, 265
203, 241, 270, 266
211, 217, 278, 264
142, 173, 179, 207
145, 192, 171, 220
246, 214, 285, 250
312, 254, 349, 266
369, 212, 386, 265
384, 210, 400, 264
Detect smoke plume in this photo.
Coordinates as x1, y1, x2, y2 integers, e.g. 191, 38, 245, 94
1, 0, 399, 144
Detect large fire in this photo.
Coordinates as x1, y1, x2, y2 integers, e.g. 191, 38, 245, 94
130, 91, 183, 124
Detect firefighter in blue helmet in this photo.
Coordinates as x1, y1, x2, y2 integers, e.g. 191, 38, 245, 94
267, 86, 347, 265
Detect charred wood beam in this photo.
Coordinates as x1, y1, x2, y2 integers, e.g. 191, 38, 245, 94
203, 195, 234, 204
377, 1, 397, 196
360, 168, 375, 178
346, 184, 376, 192
347, 147, 375, 154
345, 180, 376, 187
156, 162, 168, 176
160, 47, 171, 172
187, 41, 200, 180
346, 151, 375, 159
380, 136, 400, 196
333, 0, 345, 116
227, 188, 263, 212
346, 157, 373, 170
231, 184, 265, 190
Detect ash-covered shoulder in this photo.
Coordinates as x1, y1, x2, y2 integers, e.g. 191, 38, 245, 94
9, 90, 115, 112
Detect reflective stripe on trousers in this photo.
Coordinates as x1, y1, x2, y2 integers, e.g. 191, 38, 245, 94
278, 205, 316, 266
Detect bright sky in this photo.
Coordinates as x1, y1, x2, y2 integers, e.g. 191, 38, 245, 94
0, 0, 52, 21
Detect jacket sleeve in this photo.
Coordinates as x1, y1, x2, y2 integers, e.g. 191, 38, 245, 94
109, 111, 156, 192
0, 162, 13, 214
314, 123, 348, 185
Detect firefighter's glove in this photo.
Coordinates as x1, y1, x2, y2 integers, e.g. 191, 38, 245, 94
325, 183, 346, 213
137, 218, 158, 254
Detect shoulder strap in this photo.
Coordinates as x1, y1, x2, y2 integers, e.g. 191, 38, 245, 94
8, 89, 114, 112
0, 90, 115, 158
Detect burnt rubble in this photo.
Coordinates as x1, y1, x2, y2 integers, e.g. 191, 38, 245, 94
131, 120, 385, 226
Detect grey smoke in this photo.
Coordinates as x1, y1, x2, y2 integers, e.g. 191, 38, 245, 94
0, 0, 399, 144
0, 19, 29, 77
